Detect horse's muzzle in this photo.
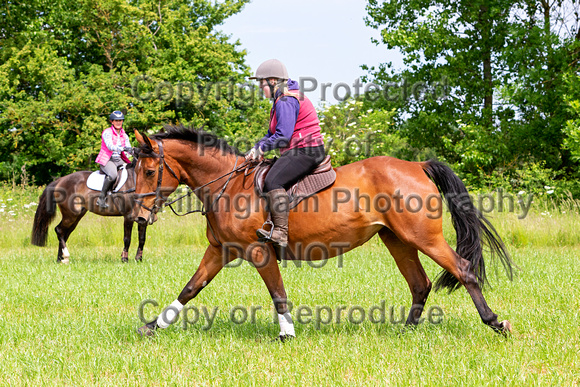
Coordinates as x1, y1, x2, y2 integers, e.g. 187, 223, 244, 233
136, 214, 157, 226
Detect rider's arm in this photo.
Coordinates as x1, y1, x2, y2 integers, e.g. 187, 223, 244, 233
102, 129, 123, 152
258, 97, 300, 152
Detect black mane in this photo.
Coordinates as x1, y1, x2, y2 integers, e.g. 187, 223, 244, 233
142, 125, 244, 156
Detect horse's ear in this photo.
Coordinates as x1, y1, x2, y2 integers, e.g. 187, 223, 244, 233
134, 130, 150, 148
135, 130, 158, 154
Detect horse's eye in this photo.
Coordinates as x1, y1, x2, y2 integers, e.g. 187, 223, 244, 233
145, 170, 155, 177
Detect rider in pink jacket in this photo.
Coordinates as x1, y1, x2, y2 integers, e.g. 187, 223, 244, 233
95, 111, 131, 209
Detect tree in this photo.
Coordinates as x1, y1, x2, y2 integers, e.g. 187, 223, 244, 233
364, 0, 580, 185
0, 0, 267, 184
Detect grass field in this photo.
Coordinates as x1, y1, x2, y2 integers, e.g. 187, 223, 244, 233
0, 185, 579, 385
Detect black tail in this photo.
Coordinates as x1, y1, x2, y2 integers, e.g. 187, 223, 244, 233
422, 160, 514, 292
31, 180, 59, 246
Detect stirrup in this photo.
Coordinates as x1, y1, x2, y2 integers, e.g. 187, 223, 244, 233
96, 192, 110, 209
256, 220, 275, 242
96, 198, 108, 209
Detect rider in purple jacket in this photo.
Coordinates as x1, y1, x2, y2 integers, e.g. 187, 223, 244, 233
246, 59, 325, 247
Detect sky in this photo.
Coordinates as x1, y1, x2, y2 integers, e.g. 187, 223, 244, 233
219, 0, 403, 106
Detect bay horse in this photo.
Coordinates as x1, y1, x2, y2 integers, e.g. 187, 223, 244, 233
133, 126, 514, 340
31, 163, 148, 263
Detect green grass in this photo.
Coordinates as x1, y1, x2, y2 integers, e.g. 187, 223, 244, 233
0, 185, 579, 385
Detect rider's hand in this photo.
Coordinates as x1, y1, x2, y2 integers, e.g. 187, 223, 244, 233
245, 147, 264, 162
123, 146, 133, 154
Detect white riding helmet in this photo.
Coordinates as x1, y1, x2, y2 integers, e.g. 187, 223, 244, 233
250, 59, 289, 80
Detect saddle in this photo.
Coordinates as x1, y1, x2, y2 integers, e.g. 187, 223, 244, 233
86, 165, 129, 192
254, 155, 336, 209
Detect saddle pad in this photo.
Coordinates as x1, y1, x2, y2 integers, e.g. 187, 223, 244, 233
86, 167, 128, 192
254, 156, 336, 209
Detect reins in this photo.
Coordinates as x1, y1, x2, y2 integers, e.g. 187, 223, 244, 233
134, 140, 261, 245
164, 154, 247, 217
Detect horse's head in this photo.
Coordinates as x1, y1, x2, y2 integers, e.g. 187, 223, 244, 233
133, 130, 180, 226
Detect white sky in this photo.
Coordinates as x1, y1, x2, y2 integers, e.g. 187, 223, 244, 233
219, 0, 403, 106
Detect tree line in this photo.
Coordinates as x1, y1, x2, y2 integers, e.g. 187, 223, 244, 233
1, 0, 579, 196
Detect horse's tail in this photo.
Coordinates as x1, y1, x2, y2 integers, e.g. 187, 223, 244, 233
31, 179, 59, 246
422, 160, 514, 292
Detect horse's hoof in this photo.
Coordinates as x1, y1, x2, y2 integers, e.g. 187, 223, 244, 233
271, 334, 295, 343
137, 323, 156, 337
121, 258, 128, 263
135, 256, 143, 263
121, 251, 129, 263
500, 320, 512, 335
58, 257, 70, 264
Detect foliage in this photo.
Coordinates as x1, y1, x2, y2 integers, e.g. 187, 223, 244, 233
0, 0, 269, 184
364, 0, 580, 188
563, 72, 580, 163
318, 98, 436, 167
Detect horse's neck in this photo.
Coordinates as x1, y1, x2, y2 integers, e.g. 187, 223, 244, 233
171, 142, 238, 196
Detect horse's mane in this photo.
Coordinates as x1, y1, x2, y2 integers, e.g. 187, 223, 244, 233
143, 125, 244, 156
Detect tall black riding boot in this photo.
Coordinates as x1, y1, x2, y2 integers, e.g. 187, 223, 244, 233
257, 188, 289, 247
96, 176, 115, 209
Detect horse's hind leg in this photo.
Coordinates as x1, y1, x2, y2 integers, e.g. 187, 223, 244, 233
378, 228, 432, 326
418, 237, 511, 334
55, 209, 86, 264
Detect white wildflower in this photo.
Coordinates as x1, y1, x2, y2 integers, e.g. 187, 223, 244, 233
547, 190, 554, 194
517, 190, 525, 195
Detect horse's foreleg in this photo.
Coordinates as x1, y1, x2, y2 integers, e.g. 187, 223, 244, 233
250, 244, 294, 341
378, 228, 432, 326
135, 223, 146, 262
122, 217, 133, 263
137, 245, 228, 336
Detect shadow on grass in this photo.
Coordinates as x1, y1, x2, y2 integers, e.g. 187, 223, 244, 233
121, 316, 463, 344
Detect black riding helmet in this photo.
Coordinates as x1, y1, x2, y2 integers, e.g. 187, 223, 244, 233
109, 111, 125, 121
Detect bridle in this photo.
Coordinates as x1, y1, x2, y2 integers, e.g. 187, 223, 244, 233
134, 139, 256, 227
134, 140, 180, 219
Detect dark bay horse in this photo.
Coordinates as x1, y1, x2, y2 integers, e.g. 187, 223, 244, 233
133, 126, 514, 340
31, 165, 147, 263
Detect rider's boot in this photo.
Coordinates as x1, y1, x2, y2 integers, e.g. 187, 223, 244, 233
96, 176, 115, 209
257, 188, 289, 247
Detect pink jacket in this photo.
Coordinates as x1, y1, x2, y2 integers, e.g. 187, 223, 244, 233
95, 126, 131, 166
